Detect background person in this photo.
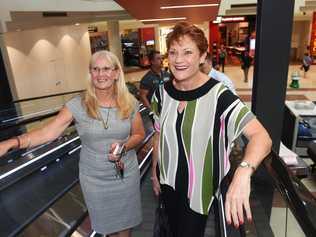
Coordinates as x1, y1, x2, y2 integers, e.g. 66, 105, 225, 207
218, 44, 227, 72
240, 50, 253, 83
139, 50, 170, 109
0, 50, 145, 237
200, 52, 236, 94
150, 22, 272, 237
300, 52, 313, 78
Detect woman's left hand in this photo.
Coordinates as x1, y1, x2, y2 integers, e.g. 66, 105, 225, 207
225, 167, 253, 228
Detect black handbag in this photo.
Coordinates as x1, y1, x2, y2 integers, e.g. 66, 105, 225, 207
153, 196, 173, 237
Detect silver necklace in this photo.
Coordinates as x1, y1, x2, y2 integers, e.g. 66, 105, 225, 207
98, 108, 110, 129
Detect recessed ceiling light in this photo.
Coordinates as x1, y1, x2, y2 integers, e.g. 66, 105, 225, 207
140, 17, 187, 22
75, 23, 80, 26
160, 4, 219, 9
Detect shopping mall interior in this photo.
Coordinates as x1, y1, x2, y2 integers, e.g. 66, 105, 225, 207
0, 1, 316, 237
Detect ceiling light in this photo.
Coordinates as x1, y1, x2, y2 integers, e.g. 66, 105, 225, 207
160, 4, 219, 9
140, 17, 187, 22
221, 17, 245, 22
212, 16, 222, 24
75, 23, 80, 26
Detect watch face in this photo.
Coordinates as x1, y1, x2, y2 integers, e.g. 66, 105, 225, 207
240, 161, 249, 167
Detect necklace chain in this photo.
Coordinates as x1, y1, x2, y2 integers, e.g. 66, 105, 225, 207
97, 97, 115, 130
98, 108, 110, 129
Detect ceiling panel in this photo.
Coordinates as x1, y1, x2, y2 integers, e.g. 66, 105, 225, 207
114, 0, 221, 23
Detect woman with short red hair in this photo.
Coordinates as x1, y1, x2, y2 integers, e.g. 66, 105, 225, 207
151, 22, 272, 237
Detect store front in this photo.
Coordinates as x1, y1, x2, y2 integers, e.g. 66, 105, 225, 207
87, 22, 158, 69
209, 16, 256, 66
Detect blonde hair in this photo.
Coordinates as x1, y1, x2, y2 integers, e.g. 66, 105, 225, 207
82, 50, 136, 119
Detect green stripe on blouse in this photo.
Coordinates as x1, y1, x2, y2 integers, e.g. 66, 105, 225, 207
234, 106, 249, 134
202, 136, 213, 214
151, 99, 159, 116
217, 84, 226, 97
182, 100, 197, 159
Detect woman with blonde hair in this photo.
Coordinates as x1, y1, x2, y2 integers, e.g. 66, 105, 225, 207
0, 50, 145, 237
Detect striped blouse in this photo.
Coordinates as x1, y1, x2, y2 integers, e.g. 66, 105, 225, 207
151, 79, 255, 215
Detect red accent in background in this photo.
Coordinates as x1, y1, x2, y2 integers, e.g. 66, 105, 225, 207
209, 22, 220, 51
310, 12, 316, 59
209, 22, 221, 63
138, 27, 155, 42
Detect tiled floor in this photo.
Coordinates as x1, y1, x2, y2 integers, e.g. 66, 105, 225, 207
125, 64, 316, 101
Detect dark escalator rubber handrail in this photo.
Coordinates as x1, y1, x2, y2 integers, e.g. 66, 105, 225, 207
0, 91, 83, 130
12, 90, 84, 103
0, 94, 146, 133
0, 110, 59, 130
265, 151, 316, 237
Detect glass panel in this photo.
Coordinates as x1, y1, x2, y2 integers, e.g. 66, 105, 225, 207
0, 92, 81, 124
17, 184, 87, 237
286, 207, 305, 237
233, 140, 316, 237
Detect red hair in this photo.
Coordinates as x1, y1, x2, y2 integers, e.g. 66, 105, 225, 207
166, 22, 208, 55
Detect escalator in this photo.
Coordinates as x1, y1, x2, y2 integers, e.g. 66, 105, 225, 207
1, 91, 316, 237
0, 92, 154, 237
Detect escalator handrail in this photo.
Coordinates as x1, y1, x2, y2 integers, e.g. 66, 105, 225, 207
0, 91, 84, 130
12, 90, 84, 103
0, 110, 59, 130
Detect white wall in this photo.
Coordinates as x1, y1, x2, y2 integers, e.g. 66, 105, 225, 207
3, 24, 91, 99
292, 20, 311, 60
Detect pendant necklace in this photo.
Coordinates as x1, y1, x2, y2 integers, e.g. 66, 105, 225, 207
98, 107, 110, 129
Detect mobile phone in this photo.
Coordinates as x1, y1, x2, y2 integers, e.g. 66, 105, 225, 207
113, 143, 124, 156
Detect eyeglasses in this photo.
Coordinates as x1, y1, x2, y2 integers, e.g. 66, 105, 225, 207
91, 66, 116, 74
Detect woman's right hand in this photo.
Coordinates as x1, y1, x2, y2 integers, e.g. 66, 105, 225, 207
151, 175, 161, 196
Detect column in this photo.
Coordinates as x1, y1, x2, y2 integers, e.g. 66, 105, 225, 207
0, 33, 17, 105
252, 0, 295, 152
107, 20, 123, 66
154, 24, 160, 52
250, 1, 296, 221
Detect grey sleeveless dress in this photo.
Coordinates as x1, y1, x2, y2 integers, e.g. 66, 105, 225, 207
66, 96, 142, 235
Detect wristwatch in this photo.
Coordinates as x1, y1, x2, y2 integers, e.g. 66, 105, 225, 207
239, 161, 256, 172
